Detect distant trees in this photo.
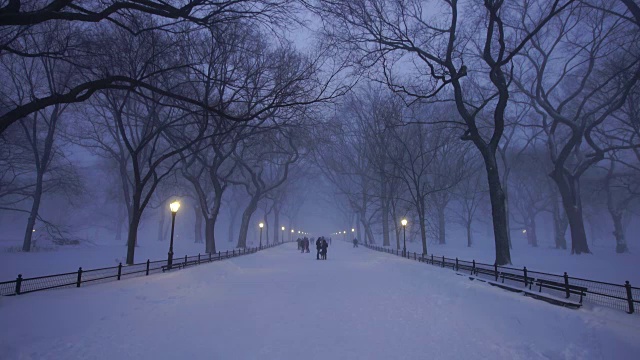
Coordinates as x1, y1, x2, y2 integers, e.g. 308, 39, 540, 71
514, 1, 639, 254
0, 21, 81, 251
308, 0, 581, 264
2, 0, 639, 261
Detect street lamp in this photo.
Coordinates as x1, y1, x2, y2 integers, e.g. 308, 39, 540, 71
259, 222, 264, 249
167, 201, 181, 269
281, 226, 285, 243
401, 219, 408, 257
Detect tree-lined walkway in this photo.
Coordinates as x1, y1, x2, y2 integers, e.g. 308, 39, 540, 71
1, 241, 638, 359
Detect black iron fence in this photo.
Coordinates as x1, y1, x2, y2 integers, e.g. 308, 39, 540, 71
364, 244, 639, 316
0, 241, 290, 297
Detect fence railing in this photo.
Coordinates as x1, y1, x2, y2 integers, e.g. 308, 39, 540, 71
0, 241, 290, 297
364, 244, 639, 316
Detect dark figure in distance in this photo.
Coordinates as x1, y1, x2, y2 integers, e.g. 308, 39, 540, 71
353, 238, 358, 248
304, 238, 310, 253
316, 237, 322, 260
321, 238, 328, 260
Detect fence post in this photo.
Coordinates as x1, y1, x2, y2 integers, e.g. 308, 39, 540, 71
226, 250, 229, 258
76, 267, 83, 288
494, 263, 498, 281
209, 252, 212, 262
15, 274, 22, 295
184, 255, 187, 267
431, 254, 433, 265
455, 258, 459, 272
414, 252, 416, 261
625, 281, 634, 314
563, 272, 570, 298
218, 251, 221, 259
523, 267, 528, 288
233, 249, 235, 257
442, 256, 445, 268
472, 260, 476, 275
146, 260, 150, 275
117, 263, 122, 280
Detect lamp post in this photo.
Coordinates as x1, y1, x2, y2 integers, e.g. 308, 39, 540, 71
167, 201, 181, 269
259, 222, 264, 249
281, 226, 285, 243
401, 219, 408, 257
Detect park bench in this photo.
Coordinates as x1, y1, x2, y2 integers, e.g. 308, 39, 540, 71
473, 266, 495, 278
536, 278, 587, 304
501, 272, 534, 290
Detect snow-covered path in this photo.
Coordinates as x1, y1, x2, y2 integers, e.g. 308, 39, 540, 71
1, 241, 638, 360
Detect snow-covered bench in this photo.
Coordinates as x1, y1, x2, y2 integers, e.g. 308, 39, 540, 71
535, 278, 587, 304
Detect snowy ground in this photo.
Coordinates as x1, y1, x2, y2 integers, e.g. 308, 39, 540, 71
1, 241, 638, 360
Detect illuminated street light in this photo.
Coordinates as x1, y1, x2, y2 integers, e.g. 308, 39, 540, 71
401, 219, 408, 257
259, 222, 264, 249
167, 201, 181, 269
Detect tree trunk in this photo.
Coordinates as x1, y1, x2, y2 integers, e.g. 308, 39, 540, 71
466, 221, 472, 247
125, 211, 142, 265
526, 215, 538, 247
483, 154, 512, 265
552, 193, 568, 249
22, 176, 43, 252
273, 208, 280, 244
437, 206, 446, 244
503, 189, 513, 249
382, 201, 390, 246
236, 197, 259, 248
611, 212, 628, 253
364, 222, 375, 245
381, 177, 390, 246
194, 206, 203, 244
552, 171, 590, 254
418, 199, 428, 255
356, 212, 363, 244
204, 217, 217, 253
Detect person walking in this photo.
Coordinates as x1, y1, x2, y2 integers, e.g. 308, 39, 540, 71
321, 238, 328, 260
316, 237, 322, 260
353, 238, 358, 248
305, 238, 310, 253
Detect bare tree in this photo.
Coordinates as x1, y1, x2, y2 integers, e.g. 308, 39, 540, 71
452, 162, 487, 248
514, 2, 639, 253
0, 1, 305, 133
309, 0, 575, 264
233, 128, 300, 248
0, 21, 81, 251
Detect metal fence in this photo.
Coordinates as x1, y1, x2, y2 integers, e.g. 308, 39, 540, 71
0, 241, 289, 297
364, 244, 639, 316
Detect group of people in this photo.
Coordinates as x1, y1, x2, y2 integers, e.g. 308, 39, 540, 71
297, 237, 311, 253
296, 236, 330, 260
